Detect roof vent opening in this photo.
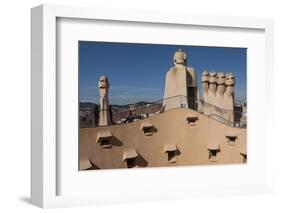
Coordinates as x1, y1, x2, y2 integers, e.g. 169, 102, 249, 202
123, 149, 138, 168
96, 130, 113, 148
141, 121, 157, 136
164, 144, 179, 164
207, 143, 220, 162
226, 131, 237, 145
186, 114, 198, 126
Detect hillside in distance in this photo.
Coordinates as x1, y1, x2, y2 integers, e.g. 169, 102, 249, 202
80, 101, 154, 109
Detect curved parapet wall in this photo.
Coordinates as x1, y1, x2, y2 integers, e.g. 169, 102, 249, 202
80, 107, 246, 170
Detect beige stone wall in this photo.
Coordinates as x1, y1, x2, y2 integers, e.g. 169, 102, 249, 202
80, 107, 246, 170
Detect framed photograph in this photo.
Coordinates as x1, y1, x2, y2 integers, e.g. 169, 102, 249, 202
31, 4, 274, 208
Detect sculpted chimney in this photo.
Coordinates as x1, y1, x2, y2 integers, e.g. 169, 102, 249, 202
163, 49, 198, 111
98, 76, 111, 126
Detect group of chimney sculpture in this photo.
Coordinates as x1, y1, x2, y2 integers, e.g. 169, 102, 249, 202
97, 49, 236, 127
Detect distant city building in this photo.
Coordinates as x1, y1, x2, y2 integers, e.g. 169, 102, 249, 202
79, 107, 98, 128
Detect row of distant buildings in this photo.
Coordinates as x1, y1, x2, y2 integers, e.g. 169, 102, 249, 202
80, 100, 247, 128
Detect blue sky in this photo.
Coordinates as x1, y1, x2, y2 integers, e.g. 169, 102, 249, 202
79, 41, 247, 105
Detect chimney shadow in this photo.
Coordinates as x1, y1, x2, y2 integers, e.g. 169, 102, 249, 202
136, 153, 148, 167
111, 136, 123, 147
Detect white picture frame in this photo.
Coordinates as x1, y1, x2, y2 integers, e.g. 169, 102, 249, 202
31, 4, 274, 208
